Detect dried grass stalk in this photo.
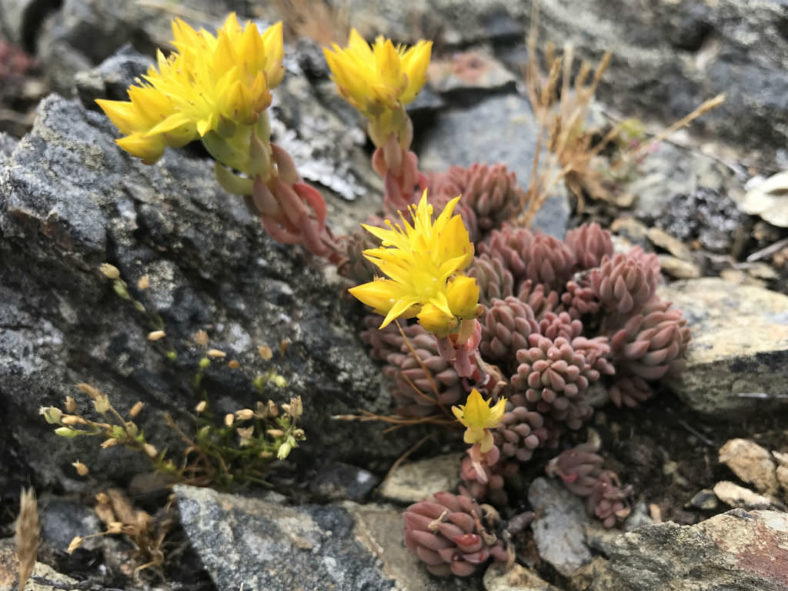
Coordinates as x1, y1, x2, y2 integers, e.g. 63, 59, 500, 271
15, 487, 40, 591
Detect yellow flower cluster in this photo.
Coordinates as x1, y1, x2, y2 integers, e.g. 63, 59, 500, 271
97, 14, 283, 163
324, 30, 431, 144
452, 389, 506, 453
349, 191, 479, 337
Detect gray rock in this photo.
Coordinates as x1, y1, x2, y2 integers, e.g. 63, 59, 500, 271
528, 477, 592, 576
176, 487, 478, 591
308, 461, 379, 502
628, 144, 742, 221
588, 509, 788, 591
687, 489, 719, 512
653, 186, 747, 256
0, 132, 17, 159
662, 278, 788, 416
0, 0, 61, 49
0, 91, 415, 493
419, 93, 569, 238
379, 453, 463, 504
34, 0, 240, 92
483, 563, 560, 591
719, 439, 779, 497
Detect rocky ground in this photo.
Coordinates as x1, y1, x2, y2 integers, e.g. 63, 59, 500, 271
0, 1, 786, 590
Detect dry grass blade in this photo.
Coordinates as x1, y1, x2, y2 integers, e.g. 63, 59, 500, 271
519, 0, 723, 221
15, 487, 40, 591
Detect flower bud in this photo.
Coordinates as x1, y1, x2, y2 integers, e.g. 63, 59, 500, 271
65, 396, 77, 413
194, 400, 207, 413
143, 443, 158, 458
93, 394, 111, 415
277, 441, 292, 460
224, 413, 235, 427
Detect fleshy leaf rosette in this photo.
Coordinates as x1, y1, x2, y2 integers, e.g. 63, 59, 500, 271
480, 225, 576, 291
480, 296, 540, 362
565, 222, 614, 271
493, 405, 550, 463
590, 247, 660, 316
468, 254, 515, 305
429, 163, 522, 235
608, 299, 691, 406
546, 439, 632, 528
403, 491, 507, 576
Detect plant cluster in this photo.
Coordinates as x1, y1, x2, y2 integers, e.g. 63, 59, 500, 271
72, 9, 710, 581
41, 382, 304, 489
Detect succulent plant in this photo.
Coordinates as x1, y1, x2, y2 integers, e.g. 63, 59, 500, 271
468, 253, 515, 304
545, 439, 632, 528
609, 299, 690, 381
493, 405, 549, 463
565, 222, 614, 271
516, 279, 559, 319
362, 316, 463, 417
590, 247, 660, 317
429, 163, 521, 234
403, 491, 507, 576
459, 445, 507, 504
480, 296, 539, 362
560, 279, 600, 319
481, 225, 576, 290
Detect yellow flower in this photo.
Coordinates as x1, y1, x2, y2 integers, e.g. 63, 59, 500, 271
349, 191, 478, 334
96, 13, 284, 161
323, 29, 432, 118
452, 389, 506, 453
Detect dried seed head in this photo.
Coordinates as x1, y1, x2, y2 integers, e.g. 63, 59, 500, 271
224, 413, 235, 427
77, 383, 102, 400
65, 396, 77, 413
194, 400, 207, 413
267, 400, 279, 417
143, 443, 158, 458
101, 438, 119, 449
15, 487, 40, 591
228, 359, 240, 369
72, 461, 89, 476
207, 348, 226, 358
137, 274, 150, 290
93, 394, 111, 415
129, 401, 144, 418
258, 345, 273, 360
266, 428, 285, 438
99, 263, 120, 279
147, 330, 166, 341
107, 521, 123, 534
237, 426, 254, 447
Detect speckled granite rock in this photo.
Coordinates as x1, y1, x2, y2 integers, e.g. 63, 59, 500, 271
660, 278, 788, 416
586, 509, 788, 591
0, 91, 413, 498
528, 477, 592, 576
175, 485, 477, 591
